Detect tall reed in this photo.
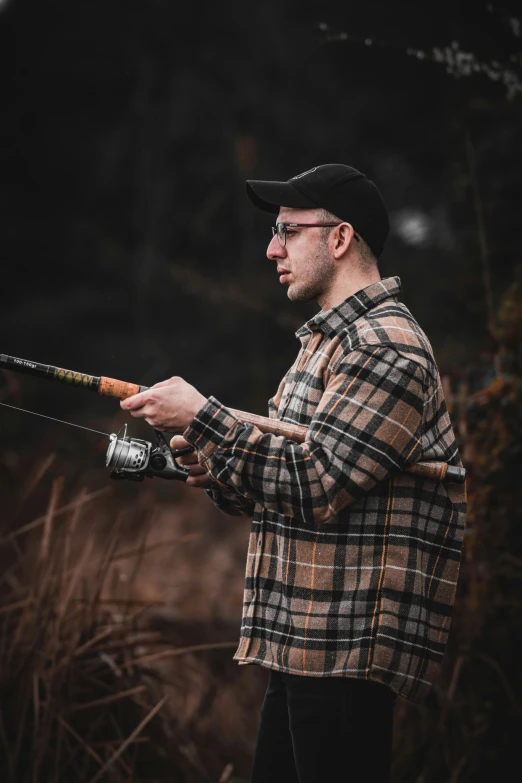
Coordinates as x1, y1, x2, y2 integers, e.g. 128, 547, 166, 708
0, 480, 238, 782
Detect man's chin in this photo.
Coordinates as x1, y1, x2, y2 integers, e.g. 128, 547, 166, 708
287, 284, 314, 304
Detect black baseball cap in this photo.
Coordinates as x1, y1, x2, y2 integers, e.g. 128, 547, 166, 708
246, 163, 389, 257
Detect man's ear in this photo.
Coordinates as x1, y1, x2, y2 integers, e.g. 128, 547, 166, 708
332, 223, 355, 259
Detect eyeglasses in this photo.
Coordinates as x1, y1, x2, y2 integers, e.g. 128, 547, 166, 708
271, 222, 360, 248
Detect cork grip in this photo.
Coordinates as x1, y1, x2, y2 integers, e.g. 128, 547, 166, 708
99, 377, 143, 400
228, 408, 455, 483
228, 409, 308, 442
406, 462, 448, 481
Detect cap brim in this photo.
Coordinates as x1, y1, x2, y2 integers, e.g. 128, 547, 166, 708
246, 180, 318, 214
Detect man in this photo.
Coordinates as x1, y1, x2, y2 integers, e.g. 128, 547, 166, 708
121, 164, 467, 782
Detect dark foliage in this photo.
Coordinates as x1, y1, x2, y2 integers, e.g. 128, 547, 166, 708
2, 0, 522, 780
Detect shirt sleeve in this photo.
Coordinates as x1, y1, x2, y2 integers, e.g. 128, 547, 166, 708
204, 483, 256, 518
183, 344, 427, 526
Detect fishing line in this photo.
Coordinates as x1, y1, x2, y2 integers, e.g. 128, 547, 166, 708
0, 402, 110, 437
0, 351, 466, 485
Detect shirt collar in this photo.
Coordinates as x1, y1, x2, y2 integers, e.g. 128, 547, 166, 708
295, 276, 402, 341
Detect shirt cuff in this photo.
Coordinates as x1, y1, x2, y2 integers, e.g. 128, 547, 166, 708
183, 395, 244, 459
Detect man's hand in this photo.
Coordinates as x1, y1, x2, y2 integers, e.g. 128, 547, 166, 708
120, 376, 207, 434
170, 435, 212, 489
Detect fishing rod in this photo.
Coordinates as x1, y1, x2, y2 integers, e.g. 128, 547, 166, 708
0, 353, 466, 485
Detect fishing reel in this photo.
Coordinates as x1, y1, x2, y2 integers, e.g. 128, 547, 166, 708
106, 424, 192, 482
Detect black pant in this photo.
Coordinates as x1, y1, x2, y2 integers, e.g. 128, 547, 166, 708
250, 669, 396, 783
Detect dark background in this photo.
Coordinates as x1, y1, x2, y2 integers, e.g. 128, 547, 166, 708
2, 0, 521, 457
1, 2, 522, 779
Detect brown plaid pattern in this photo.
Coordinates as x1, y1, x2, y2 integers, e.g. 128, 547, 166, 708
184, 276, 466, 702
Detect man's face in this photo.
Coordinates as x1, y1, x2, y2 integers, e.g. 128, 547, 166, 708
266, 207, 336, 306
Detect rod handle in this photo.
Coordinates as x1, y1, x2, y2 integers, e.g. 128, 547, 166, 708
228, 408, 466, 485
228, 408, 309, 442
99, 377, 148, 400
113, 395, 465, 485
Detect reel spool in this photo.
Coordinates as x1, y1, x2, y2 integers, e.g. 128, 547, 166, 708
106, 424, 190, 482
106, 425, 151, 474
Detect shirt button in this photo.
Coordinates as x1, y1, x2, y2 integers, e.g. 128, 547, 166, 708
257, 537, 262, 547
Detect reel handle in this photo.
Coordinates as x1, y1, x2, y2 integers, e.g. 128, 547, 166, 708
170, 445, 194, 458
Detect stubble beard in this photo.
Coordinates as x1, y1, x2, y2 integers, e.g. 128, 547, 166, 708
286, 240, 335, 305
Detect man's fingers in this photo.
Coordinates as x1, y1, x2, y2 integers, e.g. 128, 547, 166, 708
120, 391, 149, 411
186, 473, 212, 489
176, 452, 198, 466
170, 435, 190, 450
170, 434, 204, 469
187, 464, 207, 476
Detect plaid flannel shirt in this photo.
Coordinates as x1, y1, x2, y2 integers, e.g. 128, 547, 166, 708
184, 276, 466, 702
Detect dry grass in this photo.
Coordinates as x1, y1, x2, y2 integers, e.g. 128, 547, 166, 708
0, 474, 262, 782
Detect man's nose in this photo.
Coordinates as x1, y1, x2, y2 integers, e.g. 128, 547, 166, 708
267, 234, 287, 261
